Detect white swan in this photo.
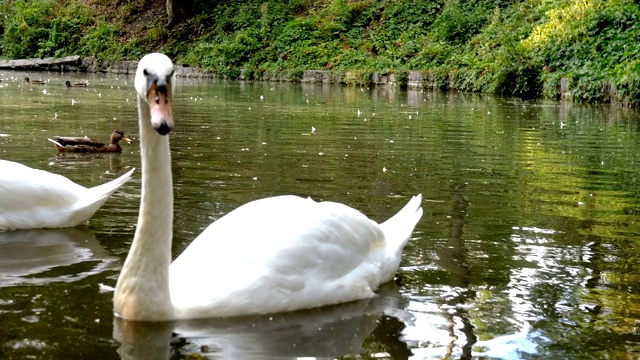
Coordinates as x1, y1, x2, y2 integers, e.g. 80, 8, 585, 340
0, 160, 134, 231
114, 53, 423, 321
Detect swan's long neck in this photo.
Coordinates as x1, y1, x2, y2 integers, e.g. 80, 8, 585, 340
114, 96, 174, 321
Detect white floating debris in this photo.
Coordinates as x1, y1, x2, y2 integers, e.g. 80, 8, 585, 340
357, 109, 362, 117
260, 95, 264, 100
71, 99, 76, 105
383, 167, 387, 173
41, 89, 47, 94
54, 113, 58, 119
98, 283, 114, 293
252, 177, 258, 180
318, 152, 324, 156
311, 126, 316, 134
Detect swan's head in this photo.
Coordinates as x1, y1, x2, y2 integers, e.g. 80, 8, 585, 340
135, 53, 175, 136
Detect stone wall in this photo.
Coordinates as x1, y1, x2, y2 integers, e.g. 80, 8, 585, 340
2, 55, 628, 106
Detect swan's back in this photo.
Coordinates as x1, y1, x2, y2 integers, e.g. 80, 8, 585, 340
169, 195, 422, 319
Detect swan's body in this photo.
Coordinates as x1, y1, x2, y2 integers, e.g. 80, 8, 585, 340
0, 160, 134, 231
48, 129, 130, 153
114, 53, 423, 321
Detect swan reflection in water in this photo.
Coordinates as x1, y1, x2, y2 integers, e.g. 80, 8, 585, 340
114, 282, 413, 359
0, 227, 115, 287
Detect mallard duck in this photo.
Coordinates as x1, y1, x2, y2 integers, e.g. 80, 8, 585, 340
48, 130, 130, 153
0, 160, 135, 231
113, 53, 423, 321
24, 77, 45, 85
65, 80, 88, 87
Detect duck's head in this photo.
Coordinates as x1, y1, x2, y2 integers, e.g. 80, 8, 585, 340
111, 129, 131, 144
135, 53, 175, 136
65, 81, 71, 87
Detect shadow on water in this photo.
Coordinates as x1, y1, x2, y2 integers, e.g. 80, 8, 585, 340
114, 283, 412, 359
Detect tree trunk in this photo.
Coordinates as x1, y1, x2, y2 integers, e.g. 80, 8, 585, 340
166, 0, 190, 27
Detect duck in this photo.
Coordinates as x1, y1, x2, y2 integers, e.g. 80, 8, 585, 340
65, 80, 88, 87
48, 130, 131, 153
113, 53, 423, 321
24, 77, 45, 85
0, 160, 134, 231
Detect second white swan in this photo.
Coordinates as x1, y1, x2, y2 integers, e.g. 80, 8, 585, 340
113, 53, 423, 321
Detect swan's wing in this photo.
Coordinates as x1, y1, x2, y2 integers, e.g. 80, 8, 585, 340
170, 195, 387, 317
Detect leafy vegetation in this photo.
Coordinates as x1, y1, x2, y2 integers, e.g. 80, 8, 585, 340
1, 0, 639, 105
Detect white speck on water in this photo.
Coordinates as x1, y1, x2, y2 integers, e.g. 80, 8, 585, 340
41, 89, 47, 94
383, 167, 387, 172
260, 95, 264, 100
98, 283, 114, 293
71, 99, 76, 105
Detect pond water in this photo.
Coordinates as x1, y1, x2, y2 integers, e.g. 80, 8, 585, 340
1, 70, 640, 359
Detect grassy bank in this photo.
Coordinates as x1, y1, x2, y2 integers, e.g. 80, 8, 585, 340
1, 0, 639, 105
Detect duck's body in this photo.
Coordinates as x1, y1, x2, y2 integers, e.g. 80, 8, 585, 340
24, 77, 45, 85
0, 160, 134, 231
65, 81, 88, 87
113, 53, 423, 321
48, 130, 130, 153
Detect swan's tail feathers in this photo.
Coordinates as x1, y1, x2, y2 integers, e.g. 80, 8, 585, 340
70, 168, 136, 225
86, 167, 136, 202
380, 194, 423, 252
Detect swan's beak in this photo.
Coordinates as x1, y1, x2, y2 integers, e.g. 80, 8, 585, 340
147, 82, 174, 136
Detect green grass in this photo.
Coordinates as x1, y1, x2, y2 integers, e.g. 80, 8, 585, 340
1, 0, 639, 105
